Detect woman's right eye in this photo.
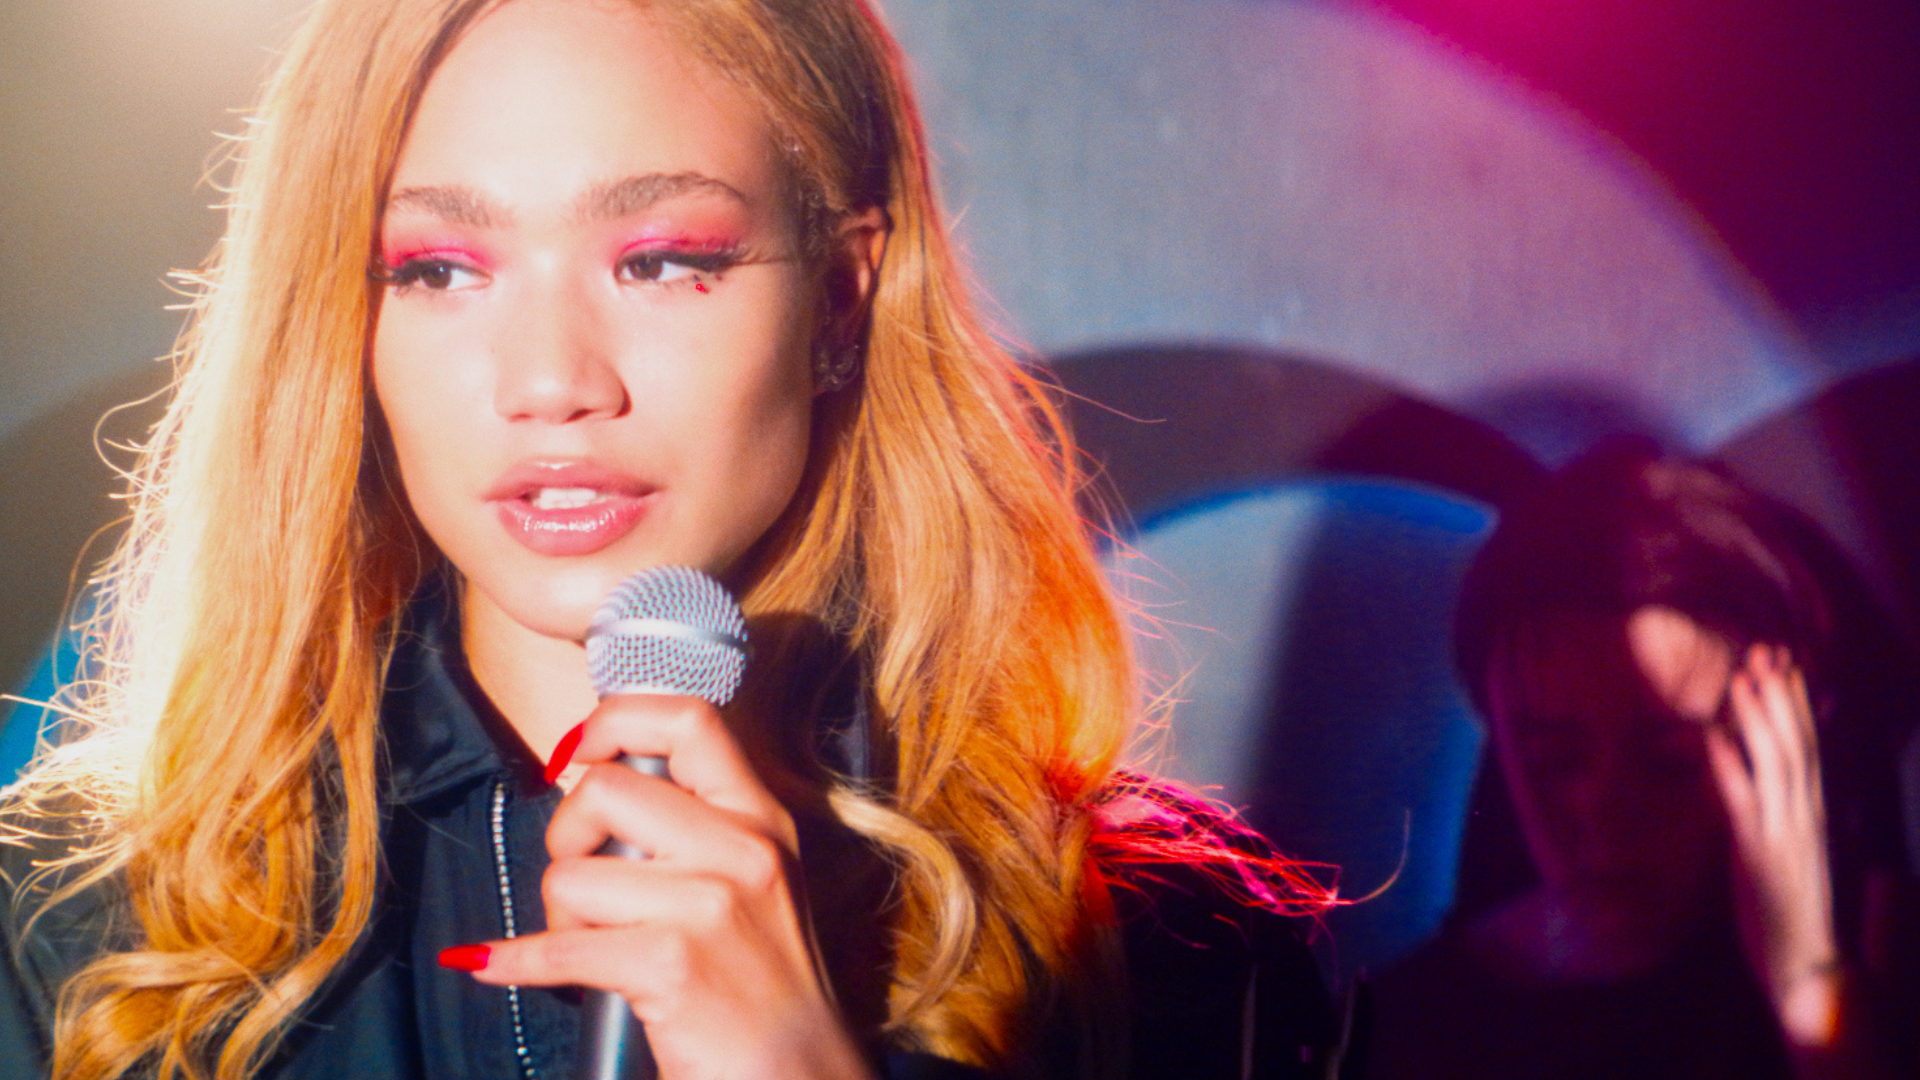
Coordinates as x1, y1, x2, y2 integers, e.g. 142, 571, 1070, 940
384, 258, 485, 291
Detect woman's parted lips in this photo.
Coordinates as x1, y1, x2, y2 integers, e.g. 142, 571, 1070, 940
485, 460, 659, 557
482, 460, 656, 505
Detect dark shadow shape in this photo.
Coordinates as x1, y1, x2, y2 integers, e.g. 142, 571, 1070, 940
1467, 378, 1681, 469
1714, 356, 1920, 644
1047, 343, 1543, 524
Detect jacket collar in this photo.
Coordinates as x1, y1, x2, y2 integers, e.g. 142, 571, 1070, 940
375, 575, 880, 805
378, 578, 529, 805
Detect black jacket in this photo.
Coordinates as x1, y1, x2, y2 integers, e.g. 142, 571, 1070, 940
0, 593, 1332, 1079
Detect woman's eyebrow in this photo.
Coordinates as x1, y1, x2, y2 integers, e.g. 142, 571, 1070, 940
574, 172, 747, 222
385, 184, 499, 226
382, 174, 743, 228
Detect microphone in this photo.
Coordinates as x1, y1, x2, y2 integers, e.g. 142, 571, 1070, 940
576, 565, 749, 1080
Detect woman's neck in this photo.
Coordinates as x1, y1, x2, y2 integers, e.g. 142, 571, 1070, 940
460, 584, 601, 768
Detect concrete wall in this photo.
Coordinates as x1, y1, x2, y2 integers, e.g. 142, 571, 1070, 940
883, 0, 1812, 455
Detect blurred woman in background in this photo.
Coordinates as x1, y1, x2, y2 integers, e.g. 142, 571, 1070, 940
1369, 442, 1916, 1079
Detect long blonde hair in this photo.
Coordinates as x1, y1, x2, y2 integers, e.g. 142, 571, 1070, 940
4, 2, 1283, 1077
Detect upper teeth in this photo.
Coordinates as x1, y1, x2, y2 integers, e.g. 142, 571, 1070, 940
530, 487, 608, 510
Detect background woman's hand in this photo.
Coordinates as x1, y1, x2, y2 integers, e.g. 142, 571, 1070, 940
451, 694, 877, 1080
1706, 644, 1844, 1049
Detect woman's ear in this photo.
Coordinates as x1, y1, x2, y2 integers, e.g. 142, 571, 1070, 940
831, 205, 889, 319
811, 206, 889, 395
821, 208, 888, 338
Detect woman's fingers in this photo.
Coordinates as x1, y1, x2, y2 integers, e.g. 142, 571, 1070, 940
494, 868, 801, 988
1706, 723, 1758, 828
1728, 660, 1787, 815
538, 690, 801, 929
455, 917, 818, 1045
544, 691, 795, 872
448, 926, 659, 993
1774, 657, 1823, 808
1726, 647, 1826, 834
481, 695, 880, 1078
443, 876, 876, 1079
1750, 649, 1801, 782
541, 828, 789, 931
1710, 644, 1842, 1042
563, 693, 791, 832
545, 758, 784, 867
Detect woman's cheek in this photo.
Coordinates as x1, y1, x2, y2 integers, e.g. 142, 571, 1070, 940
681, 364, 814, 571
632, 278, 816, 568
368, 309, 495, 552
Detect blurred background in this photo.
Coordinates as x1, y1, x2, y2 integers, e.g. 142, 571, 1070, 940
4, 0, 1917, 976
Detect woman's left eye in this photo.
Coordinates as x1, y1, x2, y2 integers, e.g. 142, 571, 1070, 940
383, 257, 486, 292
617, 250, 735, 287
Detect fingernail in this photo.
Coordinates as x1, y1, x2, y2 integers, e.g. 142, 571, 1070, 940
438, 944, 490, 972
544, 722, 586, 785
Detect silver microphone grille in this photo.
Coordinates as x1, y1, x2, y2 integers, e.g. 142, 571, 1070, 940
585, 566, 748, 705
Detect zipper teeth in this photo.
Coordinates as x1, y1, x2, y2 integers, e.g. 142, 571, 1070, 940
491, 779, 540, 1079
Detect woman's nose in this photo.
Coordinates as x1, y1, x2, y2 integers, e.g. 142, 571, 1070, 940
492, 280, 629, 424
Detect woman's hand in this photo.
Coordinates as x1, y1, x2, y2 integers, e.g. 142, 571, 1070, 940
448, 694, 877, 1080
1706, 645, 1843, 1049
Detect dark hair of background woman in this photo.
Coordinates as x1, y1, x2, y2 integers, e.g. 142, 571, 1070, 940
1452, 436, 1917, 962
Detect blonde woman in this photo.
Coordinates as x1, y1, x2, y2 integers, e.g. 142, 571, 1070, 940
0, 2, 1333, 1078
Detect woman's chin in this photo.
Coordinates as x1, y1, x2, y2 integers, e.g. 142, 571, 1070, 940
469, 569, 623, 645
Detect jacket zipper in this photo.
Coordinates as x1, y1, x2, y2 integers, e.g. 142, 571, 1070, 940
491, 778, 540, 1079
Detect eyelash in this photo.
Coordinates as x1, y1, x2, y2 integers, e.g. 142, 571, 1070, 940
375, 247, 744, 292
379, 257, 481, 292
617, 247, 743, 286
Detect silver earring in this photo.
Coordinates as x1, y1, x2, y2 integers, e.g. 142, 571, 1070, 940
812, 339, 861, 394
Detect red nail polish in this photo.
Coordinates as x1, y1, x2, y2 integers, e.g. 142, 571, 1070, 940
438, 944, 490, 972
545, 722, 586, 785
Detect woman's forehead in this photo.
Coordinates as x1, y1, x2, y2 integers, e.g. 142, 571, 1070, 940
393, 0, 786, 221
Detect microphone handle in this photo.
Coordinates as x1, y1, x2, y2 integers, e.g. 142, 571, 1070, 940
575, 753, 668, 1080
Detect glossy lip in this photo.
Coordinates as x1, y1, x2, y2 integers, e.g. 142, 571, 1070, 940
486, 461, 656, 558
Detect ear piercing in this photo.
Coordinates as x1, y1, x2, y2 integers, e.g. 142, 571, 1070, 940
811, 338, 862, 394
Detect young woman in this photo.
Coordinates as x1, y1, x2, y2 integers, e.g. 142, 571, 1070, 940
1367, 444, 1915, 1080
0, 2, 1334, 1079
